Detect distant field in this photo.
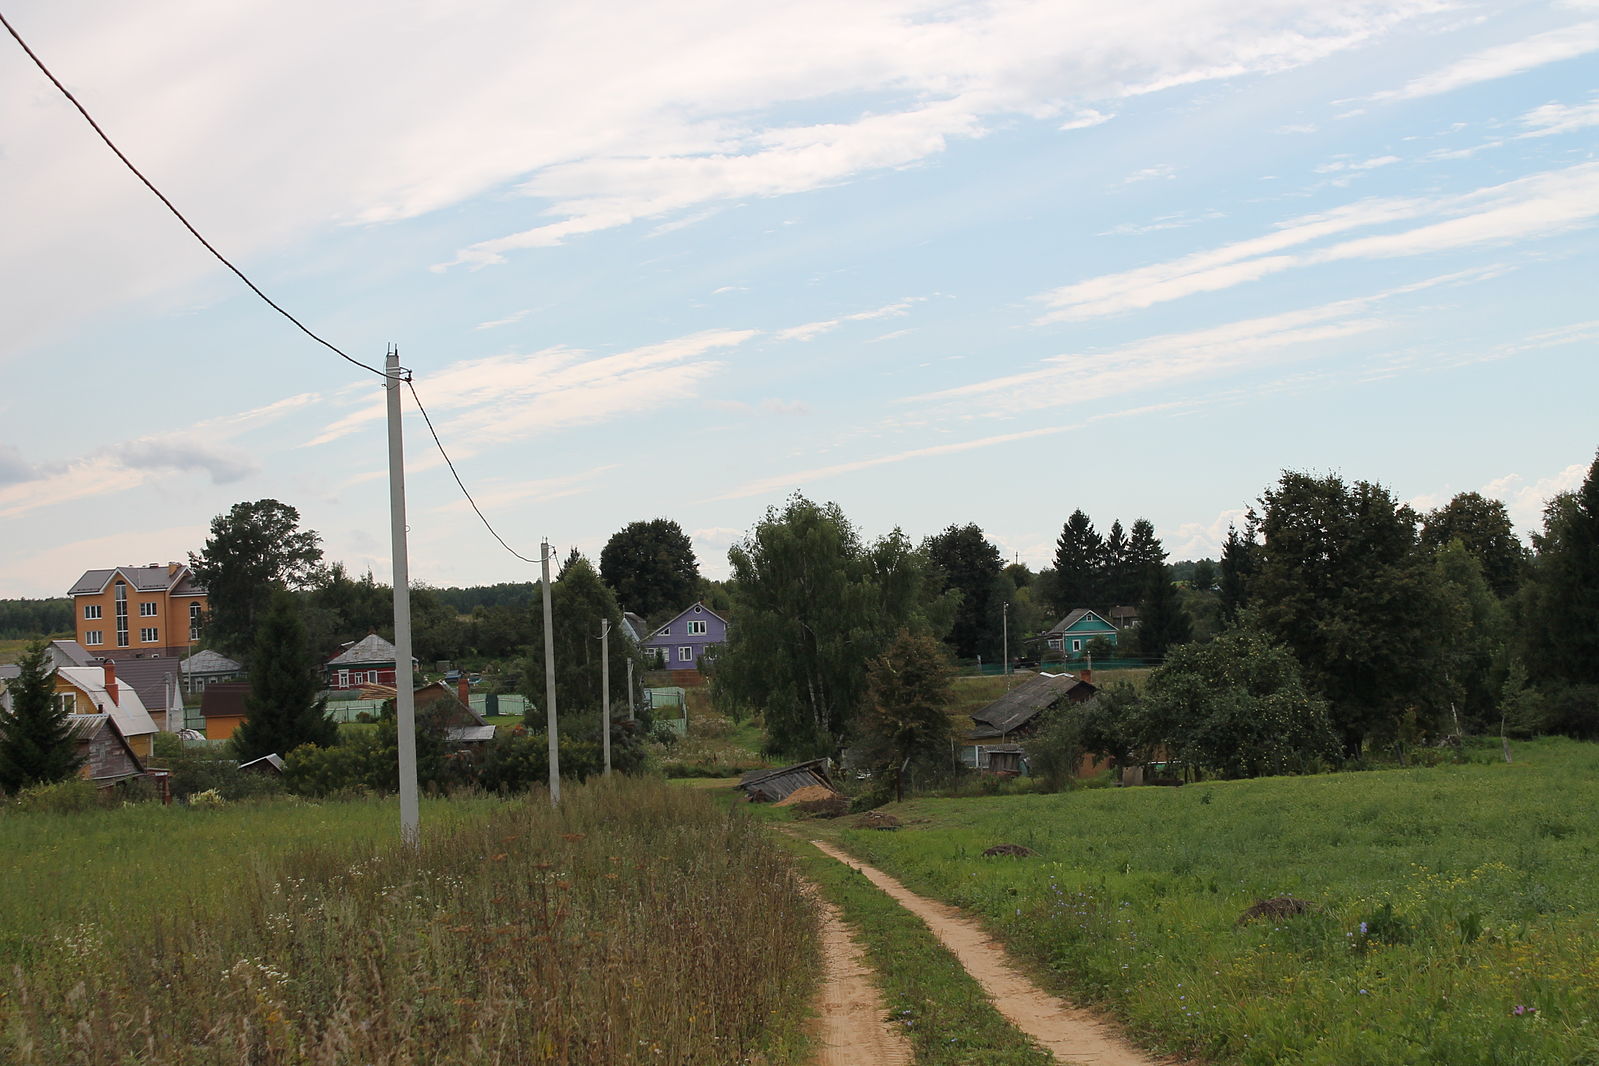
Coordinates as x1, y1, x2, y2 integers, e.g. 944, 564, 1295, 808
820, 738, 1599, 1066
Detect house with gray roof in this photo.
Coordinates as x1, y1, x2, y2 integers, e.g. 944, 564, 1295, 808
963, 671, 1097, 771
326, 633, 413, 691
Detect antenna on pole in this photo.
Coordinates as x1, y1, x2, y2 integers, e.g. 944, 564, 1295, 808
385, 346, 420, 845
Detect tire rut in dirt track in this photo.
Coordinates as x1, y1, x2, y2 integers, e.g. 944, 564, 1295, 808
807, 886, 914, 1066
809, 839, 1169, 1066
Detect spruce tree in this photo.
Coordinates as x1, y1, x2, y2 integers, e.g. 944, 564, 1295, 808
232, 592, 336, 762
1052, 510, 1103, 614
1136, 564, 1192, 660
0, 641, 82, 793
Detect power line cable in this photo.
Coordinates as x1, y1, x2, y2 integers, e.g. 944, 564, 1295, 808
1, 10, 385, 379
4, 10, 543, 564
404, 378, 541, 565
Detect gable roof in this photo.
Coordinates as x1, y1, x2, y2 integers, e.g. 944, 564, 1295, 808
327, 633, 399, 666
620, 612, 648, 643
968, 672, 1095, 738
113, 658, 187, 715
68, 564, 206, 597
1042, 608, 1117, 638
66, 714, 145, 781
56, 666, 159, 739
0, 640, 97, 680
647, 601, 729, 639
182, 649, 243, 674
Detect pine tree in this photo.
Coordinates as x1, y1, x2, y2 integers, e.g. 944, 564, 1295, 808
232, 592, 337, 762
1135, 564, 1192, 660
0, 641, 82, 793
1052, 510, 1103, 614
1101, 520, 1129, 606
1125, 518, 1167, 595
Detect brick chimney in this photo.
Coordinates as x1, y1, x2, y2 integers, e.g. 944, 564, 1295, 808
103, 660, 120, 706
1077, 666, 1093, 685
457, 676, 470, 706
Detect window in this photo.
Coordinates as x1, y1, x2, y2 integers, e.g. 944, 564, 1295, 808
657, 626, 670, 637
139, 601, 159, 617
140, 627, 160, 643
84, 604, 102, 620
367, 670, 381, 684
53, 693, 77, 716
84, 630, 103, 645
337, 670, 350, 688
678, 646, 693, 662
114, 583, 129, 647
189, 603, 202, 641
686, 620, 707, 636
1070, 638, 1082, 652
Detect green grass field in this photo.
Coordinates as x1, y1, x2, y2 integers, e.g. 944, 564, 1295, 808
1, 781, 815, 1065
813, 738, 1599, 1065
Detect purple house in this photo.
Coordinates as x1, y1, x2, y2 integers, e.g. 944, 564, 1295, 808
642, 602, 729, 672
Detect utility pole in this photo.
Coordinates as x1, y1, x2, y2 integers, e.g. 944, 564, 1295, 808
626, 657, 635, 721
600, 617, 611, 775
385, 348, 420, 845
1003, 601, 1009, 676
541, 541, 560, 805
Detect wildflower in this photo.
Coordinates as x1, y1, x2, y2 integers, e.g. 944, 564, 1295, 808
1359, 922, 1368, 934
1512, 1005, 1537, 1016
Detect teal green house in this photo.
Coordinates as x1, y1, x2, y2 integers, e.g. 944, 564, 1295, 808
1041, 609, 1118, 658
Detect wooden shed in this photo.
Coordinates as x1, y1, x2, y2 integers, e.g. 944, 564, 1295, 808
66, 714, 145, 785
736, 758, 834, 803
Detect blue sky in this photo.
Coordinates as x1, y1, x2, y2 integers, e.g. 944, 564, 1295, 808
2, 0, 1595, 600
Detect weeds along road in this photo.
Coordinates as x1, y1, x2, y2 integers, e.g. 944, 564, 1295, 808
808, 838, 1168, 1066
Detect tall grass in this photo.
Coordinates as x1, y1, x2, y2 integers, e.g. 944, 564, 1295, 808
831, 738, 1599, 1065
4, 779, 816, 1065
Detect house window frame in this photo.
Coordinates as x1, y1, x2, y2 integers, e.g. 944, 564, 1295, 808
686, 620, 707, 636
367, 670, 381, 684
53, 693, 77, 716
139, 601, 159, 617
1071, 638, 1082, 652
114, 583, 128, 647
337, 670, 350, 688
140, 626, 160, 643
84, 604, 102, 620
84, 630, 103, 645
678, 646, 694, 663
189, 603, 202, 641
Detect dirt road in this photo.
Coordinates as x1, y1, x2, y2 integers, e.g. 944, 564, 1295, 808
809, 839, 1165, 1066
807, 887, 914, 1066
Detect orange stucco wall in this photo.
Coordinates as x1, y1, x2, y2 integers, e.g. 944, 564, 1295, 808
205, 715, 244, 741
51, 677, 154, 758
73, 572, 206, 657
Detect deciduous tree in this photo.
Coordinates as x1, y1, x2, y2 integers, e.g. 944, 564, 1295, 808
599, 519, 701, 621
713, 496, 947, 758
1249, 472, 1444, 756
1421, 492, 1527, 599
0, 641, 82, 793
924, 523, 1005, 660
862, 629, 955, 801
527, 555, 637, 718
190, 500, 325, 660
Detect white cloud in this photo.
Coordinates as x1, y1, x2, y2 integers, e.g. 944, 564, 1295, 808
1167, 508, 1251, 561
430, 465, 618, 515
1480, 463, 1589, 535
1519, 93, 1599, 137
1036, 163, 1599, 321
307, 328, 757, 450
1372, 20, 1599, 101
1124, 163, 1177, 184
475, 309, 534, 331
0, 525, 210, 599
1060, 109, 1113, 130
775, 298, 924, 342
1314, 154, 1400, 173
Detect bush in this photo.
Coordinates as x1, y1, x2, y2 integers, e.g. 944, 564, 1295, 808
149, 735, 287, 802
13, 778, 100, 813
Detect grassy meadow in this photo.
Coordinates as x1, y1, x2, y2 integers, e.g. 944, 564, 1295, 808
2, 779, 816, 1065
816, 738, 1599, 1065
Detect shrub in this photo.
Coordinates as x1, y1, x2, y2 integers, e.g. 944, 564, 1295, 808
12, 778, 100, 813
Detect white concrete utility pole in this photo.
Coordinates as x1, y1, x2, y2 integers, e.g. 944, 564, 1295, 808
600, 617, 611, 775
385, 348, 420, 845
541, 541, 561, 805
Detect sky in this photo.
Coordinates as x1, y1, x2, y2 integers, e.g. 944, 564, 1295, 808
1, 0, 1595, 601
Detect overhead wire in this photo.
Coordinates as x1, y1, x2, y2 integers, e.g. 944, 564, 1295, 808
2, 8, 541, 564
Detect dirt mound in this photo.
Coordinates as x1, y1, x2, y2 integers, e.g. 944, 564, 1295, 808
853, 810, 902, 830
1235, 896, 1317, 925
981, 843, 1036, 858
793, 795, 849, 818
775, 784, 840, 807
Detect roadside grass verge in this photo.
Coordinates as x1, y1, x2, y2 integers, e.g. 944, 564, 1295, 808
779, 831, 1052, 1066
3, 779, 816, 1065
819, 738, 1599, 1066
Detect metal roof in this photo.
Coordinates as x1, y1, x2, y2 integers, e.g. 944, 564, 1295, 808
181, 649, 243, 674
68, 564, 205, 597
326, 633, 399, 666
968, 672, 1092, 738
56, 666, 159, 738
736, 758, 833, 802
